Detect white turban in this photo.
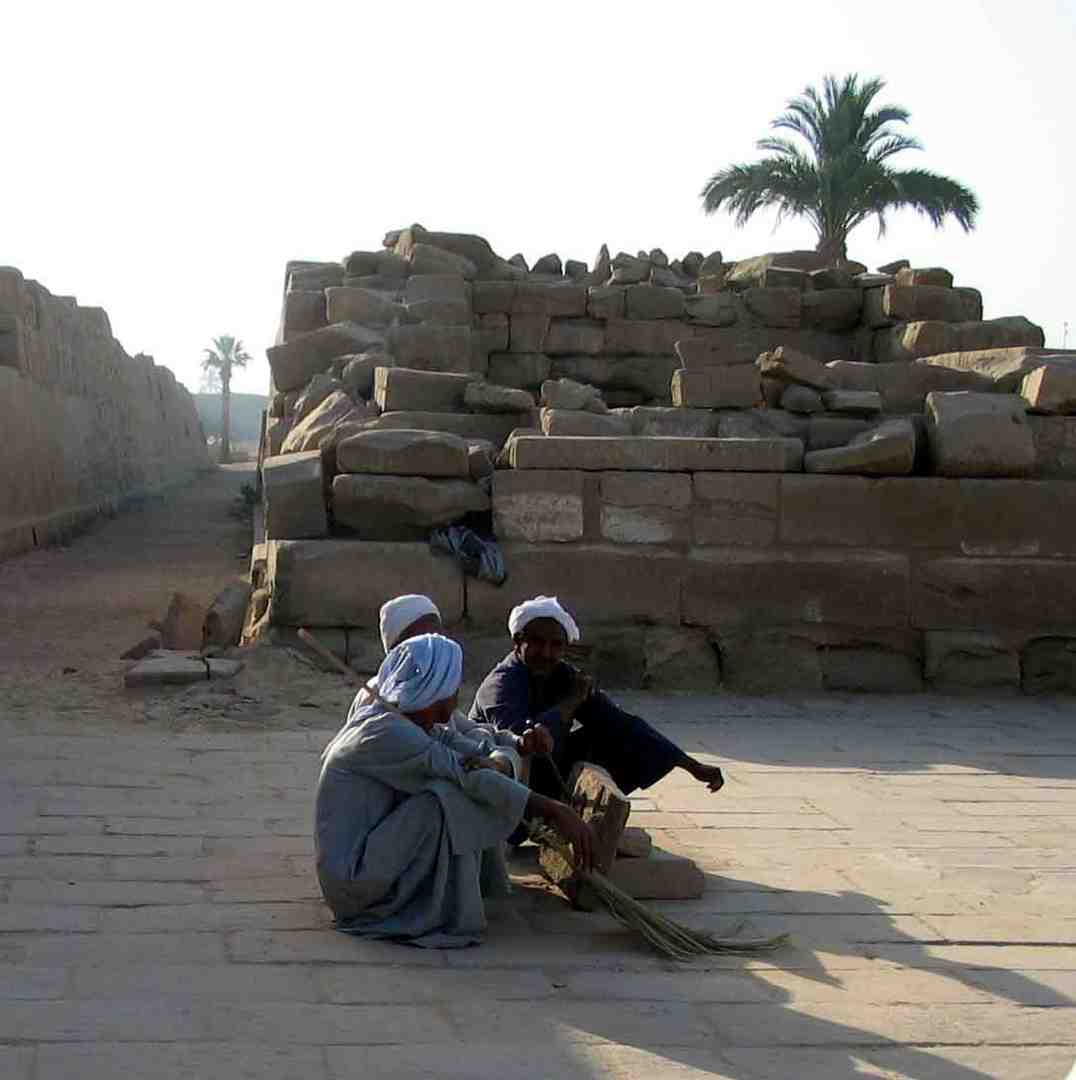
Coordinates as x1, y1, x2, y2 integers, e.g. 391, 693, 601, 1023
507, 595, 580, 643
377, 633, 462, 714
379, 594, 442, 654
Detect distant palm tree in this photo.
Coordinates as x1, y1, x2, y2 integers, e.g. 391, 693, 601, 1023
700, 74, 979, 263
201, 335, 251, 464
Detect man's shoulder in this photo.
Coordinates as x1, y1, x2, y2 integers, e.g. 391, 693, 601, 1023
474, 651, 527, 698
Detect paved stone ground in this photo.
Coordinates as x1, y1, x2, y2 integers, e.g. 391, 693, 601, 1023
2, 468, 1075, 1078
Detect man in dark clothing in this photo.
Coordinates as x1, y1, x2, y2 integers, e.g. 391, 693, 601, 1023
469, 595, 725, 799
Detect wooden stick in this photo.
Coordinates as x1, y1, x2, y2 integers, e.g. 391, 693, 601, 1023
297, 627, 363, 686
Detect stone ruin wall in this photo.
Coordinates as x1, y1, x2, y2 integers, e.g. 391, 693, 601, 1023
254, 226, 1076, 694
0, 267, 209, 559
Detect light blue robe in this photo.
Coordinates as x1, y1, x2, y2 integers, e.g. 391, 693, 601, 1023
315, 702, 531, 947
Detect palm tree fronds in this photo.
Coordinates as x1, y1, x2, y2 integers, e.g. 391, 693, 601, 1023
887, 168, 980, 231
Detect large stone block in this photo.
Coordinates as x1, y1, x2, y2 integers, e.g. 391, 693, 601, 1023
725, 251, 830, 287
682, 293, 738, 327
624, 285, 685, 320
672, 366, 760, 408
267, 540, 464, 627
543, 319, 605, 355
876, 317, 1046, 364
324, 287, 401, 327
683, 549, 910, 630
386, 324, 473, 373
280, 391, 370, 454
692, 474, 779, 546
630, 406, 716, 437
374, 367, 477, 412
874, 361, 990, 412
403, 273, 470, 305
339, 352, 382, 400
267, 323, 385, 392
475, 313, 509, 353
806, 416, 870, 450
599, 472, 691, 545
926, 392, 1036, 478
282, 291, 327, 337
742, 287, 801, 328
510, 283, 588, 317
488, 352, 550, 389
492, 471, 585, 542
464, 382, 535, 414
509, 435, 803, 473
604, 319, 690, 356
801, 288, 862, 331
882, 285, 980, 324
955, 479, 1076, 556
262, 451, 327, 540
551, 354, 678, 400
921, 346, 1076, 392
1028, 415, 1076, 477
335, 428, 470, 477
895, 267, 954, 288
333, 474, 488, 537
1020, 365, 1076, 414
586, 286, 625, 321
924, 631, 1020, 690
466, 544, 684, 627
508, 314, 549, 353
804, 419, 916, 476
674, 337, 752, 369
406, 242, 478, 279
913, 558, 1076, 631
354, 409, 533, 447
540, 409, 632, 436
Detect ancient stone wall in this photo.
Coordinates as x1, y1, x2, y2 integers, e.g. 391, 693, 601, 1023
0, 267, 209, 559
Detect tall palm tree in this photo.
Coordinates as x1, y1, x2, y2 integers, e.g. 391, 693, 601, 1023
700, 74, 979, 264
201, 335, 250, 465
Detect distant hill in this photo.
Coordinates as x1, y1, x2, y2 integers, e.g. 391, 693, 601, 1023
193, 393, 269, 443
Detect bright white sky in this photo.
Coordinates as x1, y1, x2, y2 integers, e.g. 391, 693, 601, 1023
4, 1, 1074, 396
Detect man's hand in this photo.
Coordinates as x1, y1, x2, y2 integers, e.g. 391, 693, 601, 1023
546, 802, 594, 872
520, 724, 554, 756
463, 755, 513, 777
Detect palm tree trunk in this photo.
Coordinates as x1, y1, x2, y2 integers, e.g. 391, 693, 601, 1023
220, 364, 232, 465
815, 231, 848, 266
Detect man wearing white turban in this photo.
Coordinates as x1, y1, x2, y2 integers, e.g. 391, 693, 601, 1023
470, 596, 726, 801
315, 633, 592, 946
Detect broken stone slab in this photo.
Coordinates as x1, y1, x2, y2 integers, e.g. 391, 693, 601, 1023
780, 385, 825, 414
335, 428, 471, 477
203, 582, 253, 652
821, 390, 883, 416
609, 252, 651, 285
564, 259, 587, 280
343, 250, 409, 278
543, 319, 605, 356
374, 367, 477, 412
488, 352, 551, 390
281, 392, 373, 454
332, 475, 489, 537
757, 346, 832, 390
267, 322, 386, 393
919, 346, 1076, 392
617, 826, 653, 859
672, 366, 760, 408
510, 435, 803, 473
630, 406, 716, 437
463, 381, 536, 414
287, 262, 344, 292
493, 470, 585, 542
682, 293, 738, 327
540, 377, 606, 413
624, 285, 685, 320
874, 362, 990, 413
1021, 365, 1076, 414
606, 849, 705, 901
262, 451, 328, 539
925, 631, 1020, 690
124, 652, 243, 688
804, 419, 916, 476
405, 242, 478, 280
717, 407, 808, 441
926, 391, 1036, 478
540, 408, 632, 436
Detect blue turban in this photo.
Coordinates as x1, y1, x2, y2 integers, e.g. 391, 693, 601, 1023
377, 633, 463, 714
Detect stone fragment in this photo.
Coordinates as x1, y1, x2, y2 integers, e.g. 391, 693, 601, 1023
925, 631, 1020, 690
781, 385, 825, 414
488, 352, 551, 389
758, 266, 808, 289
386, 324, 472, 373
877, 259, 910, 274
550, 355, 677, 402
1022, 637, 1076, 694
1020, 365, 1076, 414
624, 285, 685, 320
152, 592, 205, 650
587, 286, 626, 321
406, 242, 478, 279
262, 451, 327, 539
121, 633, 162, 661
682, 293, 738, 327
757, 345, 832, 390
804, 419, 916, 476
672, 366, 759, 408
493, 471, 584, 542
926, 392, 1036, 478
543, 319, 605, 355
203, 582, 252, 651
464, 381, 536, 414
699, 251, 724, 275
531, 253, 563, 276
680, 251, 704, 276
617, 827, 652, 858
725, 251, 830, 287
630, 406, 715, 437
336, 428, 470, 477
267, 323, 385, 393
282, 291, 327, 338
586, 243, 612, 286
540, 377, 606, 413
821, 390, 883, 416
541, 409, 632, 436
509, 314, 549, 353
265, 416, 289, 456
564, 259, 587, 280
510, 435, 803, 473
343, 250, 408, 278
743, 287, 802, 328
874, 362, 989, 412
801, 289, 862, 331
609, 252, 650, 285
339, 352, 382, 399
606, 850, 705, 900
604, 319, 689, 356
876, 317, 1046, 364
807, 416, 870, 450
895, 267, 953, 288
281, 392, 371, 454
292, 373, 344, 425
324, 287, 401, 327
374, 367, 476, 413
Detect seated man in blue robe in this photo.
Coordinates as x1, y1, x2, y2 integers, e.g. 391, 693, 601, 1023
315, 632, 592, 947
470, 596, 725, 801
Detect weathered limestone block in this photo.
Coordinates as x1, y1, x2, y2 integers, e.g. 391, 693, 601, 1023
692, 474, 779, 546
508, 314, 549, 353
267, 540, 464, 627
610, 252, 651, 285
804, 419, 916, 476
692, 326, 855, 368
924, 631, 1020, 690
1021, 365, 1076, 413
287, 262, 343, 293
743, 287, 802, 328
344, 250, 409, 278
265, 416, 289, 456
926, 392, 1035, 478
262, 452, 327, 540
780, 385, 825, 414
810, 267, 856, 290
604, 319, 690, 356
824, 361, 878, 391
540, 377, 606, 412
881, 285, 981, 324
282, 291, 327, 338
476, 313, 509, 353
954, 479, 1076, 557
340, 352, 383, 399
292, 373, 344, 424
599, 472, 692, 545
683, 550, 910, 630
630, 406, 716, 437
920, 347, 1076, 392
268, 323, 386, 392
672, 366, 760, 408
374, 367, 477, 412
587, 286, 626, 321
682, 293, 738, 326
551, 354, 678, 401
725, 251, 830, 288
875, 317, 1045, 364
510, 283, 588, 317
606, 850, 705, 900
716, 408, 808, 441
624, 285, 685, 320
1022, 637, 1076, 693
405, 298, 471, 325
674, 337, 752, 369
386, 324, 473, 373
464, 381, 536, 414
757, 346, 832, 390
895, 267, 954, 288
801, 289, 862, 331
202, 582, 253, 651
757, 267, 809, 290
806, 416, 870, 450
406, 242, 477, 279
343, 274, 405, 295
281, 392, 371, 454
821, 390, 883, 416
874, 362, 989, 412
125, 653, 242, 688
325, 287, 401, 327
336, 429, 471, 477
510, 435, 803, 473
531, 253, 563, 276
355, 410, 533, 447
472, 281, 516, 314
716, 628, 825, 691
543, 319, 605, 355
541, 409, 632, 436
493, 470, 584, 542
488, 352, 551, 390
332, 475, 488, 537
